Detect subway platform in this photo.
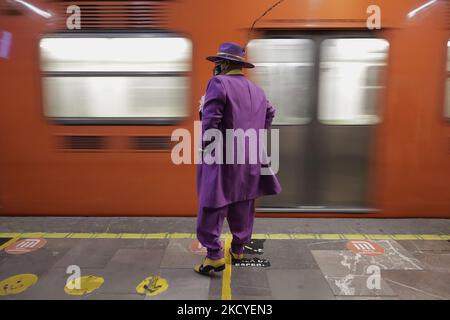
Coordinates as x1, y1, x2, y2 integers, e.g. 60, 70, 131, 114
0, 217, 449, 300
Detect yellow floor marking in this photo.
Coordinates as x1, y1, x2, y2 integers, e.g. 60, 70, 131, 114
0, 274, 38, 295
391, 234, 422, 240
291, 234, 315, 239
419, 235, 442, 240
249, 233, 269, 239
66, 233, 95, 239
169, 233, 195, 239
365, 234, 395, 240
93, 233, 120, 239
0, 233, 20, 238
0, 237, 19, 251
145, 233, 168, 239
0, 232, 449, 240
316, 234, 344, 240
120, 233, 145, 239
136, 275, 168, 296
341, 234, 368, 240
221, 237, 232, 300
64, 275, 104, 295
19, 232, 46, 238
268, 234, 292, 239
43, 233, 70, 238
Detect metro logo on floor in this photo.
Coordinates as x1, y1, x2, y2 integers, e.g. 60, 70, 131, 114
5, 238, 47, 255
346, 240, 385, 256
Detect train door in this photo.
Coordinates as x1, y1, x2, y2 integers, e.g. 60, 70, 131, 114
248, 33, 389, 212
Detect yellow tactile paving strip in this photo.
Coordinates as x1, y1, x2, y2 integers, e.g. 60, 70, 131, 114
222, 237, 232, 300
0, 232, 449, 241
0, 237, 20, 251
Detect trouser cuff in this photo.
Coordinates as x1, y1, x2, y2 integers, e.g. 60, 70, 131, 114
231, 243, 244, 255
207, 249, 224, 260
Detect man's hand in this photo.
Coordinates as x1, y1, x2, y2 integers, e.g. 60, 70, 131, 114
198, 95, 205, 112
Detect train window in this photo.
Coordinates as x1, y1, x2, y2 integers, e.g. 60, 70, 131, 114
318, 38, 389, 125
445, 40, 450, 119
247, 39, 314, 125
39, 35, 192, 124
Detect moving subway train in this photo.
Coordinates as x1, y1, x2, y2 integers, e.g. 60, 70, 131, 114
0, 0, 449, 217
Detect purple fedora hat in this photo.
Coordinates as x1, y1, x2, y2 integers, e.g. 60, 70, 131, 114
206, 42, 255, 68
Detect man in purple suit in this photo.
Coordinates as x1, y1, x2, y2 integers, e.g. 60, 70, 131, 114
194, 42, 282, 275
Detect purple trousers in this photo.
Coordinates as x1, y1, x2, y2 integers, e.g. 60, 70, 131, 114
196, 199, 255, 260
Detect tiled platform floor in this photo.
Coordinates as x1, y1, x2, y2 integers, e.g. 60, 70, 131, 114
0, 217, 449, 300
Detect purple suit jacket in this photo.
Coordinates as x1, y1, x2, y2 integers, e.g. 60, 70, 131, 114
197, 73, 282, 208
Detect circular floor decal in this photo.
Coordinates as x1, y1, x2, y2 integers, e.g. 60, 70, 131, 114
190, 240, 224, 255
0, 274, 38, 296
64, 275, 104, 295
5, 238, 47, 255
346, 240, 385, 256
190, 240, 207, 255
136, 275, 168, 296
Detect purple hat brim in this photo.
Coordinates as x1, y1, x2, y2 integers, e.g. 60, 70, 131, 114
206, 55, 255, 69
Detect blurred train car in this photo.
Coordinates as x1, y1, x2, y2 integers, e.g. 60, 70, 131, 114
0, 0, 449, 217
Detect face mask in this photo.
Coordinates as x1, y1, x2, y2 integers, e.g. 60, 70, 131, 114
213, 61, 229, 76
213, 64, 222, 76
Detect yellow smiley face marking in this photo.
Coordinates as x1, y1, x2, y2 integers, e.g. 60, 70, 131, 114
64, 275, 104, 296
0, 274, 38, 295
136, 275, 168, 296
